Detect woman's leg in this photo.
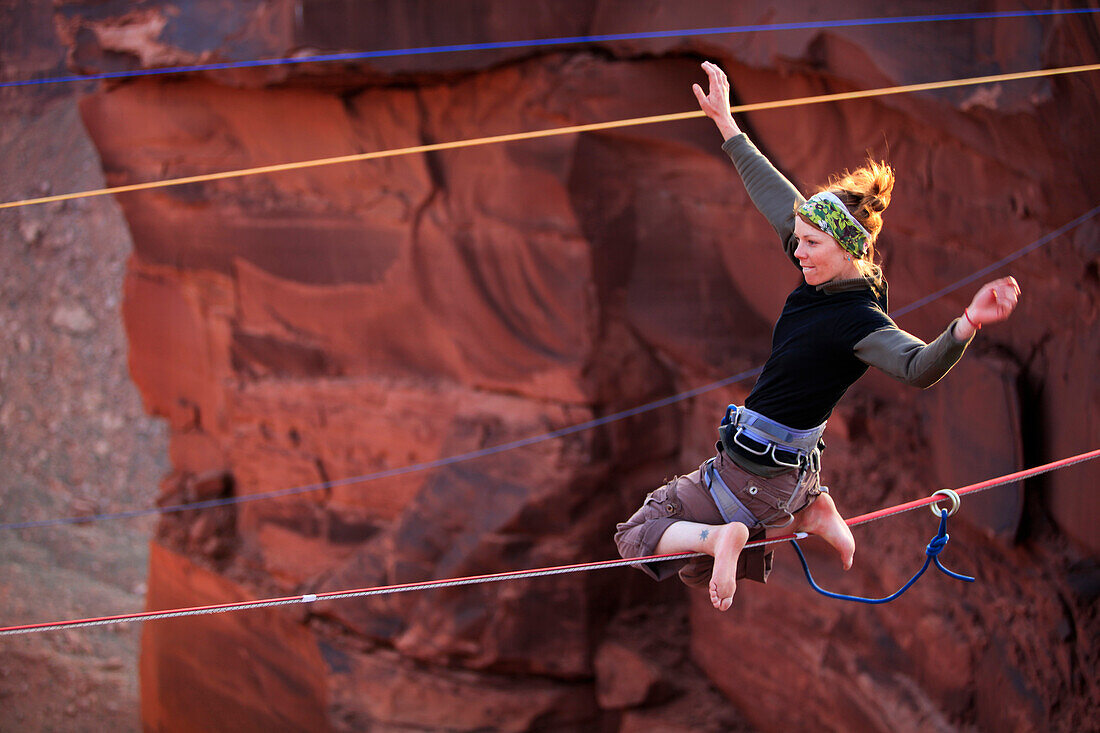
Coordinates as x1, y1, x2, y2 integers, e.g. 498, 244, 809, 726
790, 492, 855, 569
655, 520, 750, 611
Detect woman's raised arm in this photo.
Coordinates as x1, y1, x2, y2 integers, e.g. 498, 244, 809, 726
695, 62, 804, 265
693, 61, 742, 141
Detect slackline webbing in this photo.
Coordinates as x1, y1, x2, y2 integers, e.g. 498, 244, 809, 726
1, 448, 1095, 636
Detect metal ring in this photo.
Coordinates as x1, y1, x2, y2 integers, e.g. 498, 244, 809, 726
929, 489, 961, 518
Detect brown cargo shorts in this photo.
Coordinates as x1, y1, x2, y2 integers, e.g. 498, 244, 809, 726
614, 458, 773, 586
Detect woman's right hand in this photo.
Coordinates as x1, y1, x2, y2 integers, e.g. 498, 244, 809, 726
693, 61, 741, 140
953, 276, 1021, 340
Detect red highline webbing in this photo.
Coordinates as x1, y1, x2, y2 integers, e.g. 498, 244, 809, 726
1, 447, 1096, 636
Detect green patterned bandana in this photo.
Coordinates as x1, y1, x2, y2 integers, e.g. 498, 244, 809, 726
797, 191, 871, 257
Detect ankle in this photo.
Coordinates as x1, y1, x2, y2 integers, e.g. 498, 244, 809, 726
798, 495, 839, 530
698, 525, 723, 555
714, 521, 748, 550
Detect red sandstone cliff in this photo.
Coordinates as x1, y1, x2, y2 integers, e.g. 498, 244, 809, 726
33, 1, 1100, 730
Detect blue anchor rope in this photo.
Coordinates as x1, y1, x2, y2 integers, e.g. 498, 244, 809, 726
4, 9, 1097, 90
790, 504, 974, 604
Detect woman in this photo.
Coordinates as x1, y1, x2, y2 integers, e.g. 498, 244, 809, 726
615, 62, 1021, 611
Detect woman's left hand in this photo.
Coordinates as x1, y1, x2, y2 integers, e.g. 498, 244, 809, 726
964, 276, 1022, 328
693, 61, 741, 140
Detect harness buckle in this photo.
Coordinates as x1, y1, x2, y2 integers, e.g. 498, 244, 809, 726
723, 406, 825, 471
769, 444, 804, 469
731, 426, 771, 456
732, 426, 807, 468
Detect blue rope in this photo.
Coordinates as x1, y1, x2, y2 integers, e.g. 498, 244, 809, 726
3, 9, 1097, 89
791, 509, 974, 604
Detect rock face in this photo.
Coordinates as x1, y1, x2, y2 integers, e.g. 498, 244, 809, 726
52, 1, 1100, 730
0, 2, 170, 728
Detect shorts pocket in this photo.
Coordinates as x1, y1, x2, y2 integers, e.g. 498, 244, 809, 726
644, 482, 683, 518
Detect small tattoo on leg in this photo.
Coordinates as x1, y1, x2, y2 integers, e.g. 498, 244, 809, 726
700, 529, 710, 541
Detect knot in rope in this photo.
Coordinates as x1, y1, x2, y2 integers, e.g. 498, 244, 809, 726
925, 531, 950, 557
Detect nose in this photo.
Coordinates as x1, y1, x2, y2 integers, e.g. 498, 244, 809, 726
794, 240, 808, 261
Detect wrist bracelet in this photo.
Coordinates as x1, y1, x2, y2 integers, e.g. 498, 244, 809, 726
964, 308, 981, 330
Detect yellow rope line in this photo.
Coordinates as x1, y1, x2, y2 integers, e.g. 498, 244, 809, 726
3, 63, 1098, 210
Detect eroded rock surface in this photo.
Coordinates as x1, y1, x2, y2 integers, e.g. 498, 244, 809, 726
24, 1, 1100, 730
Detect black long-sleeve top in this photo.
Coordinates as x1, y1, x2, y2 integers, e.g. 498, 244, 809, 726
722, 134, 972, 430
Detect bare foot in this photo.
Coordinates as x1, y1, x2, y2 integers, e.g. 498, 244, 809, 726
708, 522, 750, 611
793, 493, 855, 569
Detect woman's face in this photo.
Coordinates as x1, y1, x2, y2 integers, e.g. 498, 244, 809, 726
793, 216, 860, 286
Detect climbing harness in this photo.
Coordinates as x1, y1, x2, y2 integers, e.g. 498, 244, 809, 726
790, 489, 974, 604
719, 404, 824, 471
704, 406, 825, 529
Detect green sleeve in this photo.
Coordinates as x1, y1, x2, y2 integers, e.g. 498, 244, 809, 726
853, 320, 973, 388
721, 133, 805, 267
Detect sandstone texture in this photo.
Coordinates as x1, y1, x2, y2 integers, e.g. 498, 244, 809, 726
4, 1, 1100, 731
0, 1, 169, 728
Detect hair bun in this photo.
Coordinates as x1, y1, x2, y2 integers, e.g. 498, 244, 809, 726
826, 158, 894, 238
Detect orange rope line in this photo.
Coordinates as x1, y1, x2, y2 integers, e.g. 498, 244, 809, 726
2, 63, 1098, 210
